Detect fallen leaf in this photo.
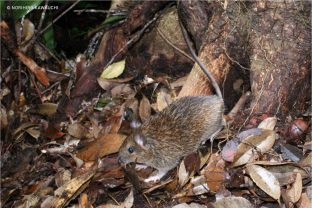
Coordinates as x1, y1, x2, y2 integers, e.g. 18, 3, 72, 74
68, 122, 88, 139
281, 143, 303, 162
257, 117, 277, 130
172, 202, 206, 208
297, 192, 312, 208
76, 134, 126, 161
213, 196, 253, 208
178, 160, 190, 187
157, 87, 172, 111
232, 129, 276, 167
246, 164, 281, 200
286, 172, 302, 203
22, 19, 35, 43
139, 95, 151, 122
37, 103, 58, 116
41, 171, 94, 208
111, 84, 134, 97
202, 153, 227, 193
101, 60, 125, 79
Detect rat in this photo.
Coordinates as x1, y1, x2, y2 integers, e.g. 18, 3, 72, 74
118, 22, 224, 182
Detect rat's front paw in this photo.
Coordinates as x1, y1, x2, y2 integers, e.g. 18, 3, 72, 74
144, 170, 168, 183
144, 175, 161, 183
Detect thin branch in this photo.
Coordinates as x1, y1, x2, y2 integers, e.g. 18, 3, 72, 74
39, 0, 81, 36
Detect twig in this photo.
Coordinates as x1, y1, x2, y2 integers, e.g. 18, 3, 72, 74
74, 9, 128, 16
156, 27, 194, 62
29, 73, 44, 103
39, 0, 81, 36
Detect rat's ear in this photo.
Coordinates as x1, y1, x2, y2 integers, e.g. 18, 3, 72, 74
134, 133, 147, 149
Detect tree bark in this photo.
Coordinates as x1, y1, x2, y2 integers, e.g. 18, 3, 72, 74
247, 1, 311, 116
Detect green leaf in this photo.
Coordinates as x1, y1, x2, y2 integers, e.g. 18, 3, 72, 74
1, 0, 43, 20
100, 60, 126, 79
96, 98, 111, 108
42, 26, 55, 50
103, 15, 126, 25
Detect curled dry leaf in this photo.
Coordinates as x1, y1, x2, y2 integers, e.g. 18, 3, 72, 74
41, 171, 95, 208
22, 19, 35, 44
68, 122, 88, 139
0, 107, 8, 129
111, 84, 134, 97
157, 87, 173, 111
297, 192, 312, 208
257, 117, 277, 130
232, 129, 276, 167
213, 196, 253, 208
202, 153, 227, 193
253, 163, 308, 186
222, 128, 262, 162
172, 202, 206, 208
101, 60, 125, 79
76, 134, 126, 161
178, 160, 189, 187
281, 143, 303, 162
139, 95, 151, 122
37, 103, 58, 117
246, 164, 281, 200
285, 172, 302, 204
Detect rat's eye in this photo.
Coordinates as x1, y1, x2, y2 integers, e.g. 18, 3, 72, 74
128, 147, 134, 154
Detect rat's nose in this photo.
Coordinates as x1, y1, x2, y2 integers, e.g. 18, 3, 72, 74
118, 157, 124, 165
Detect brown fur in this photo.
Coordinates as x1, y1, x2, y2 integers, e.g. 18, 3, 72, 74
118, 95, 224, 173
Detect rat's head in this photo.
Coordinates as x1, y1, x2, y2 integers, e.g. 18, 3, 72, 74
118, 131, 153, 166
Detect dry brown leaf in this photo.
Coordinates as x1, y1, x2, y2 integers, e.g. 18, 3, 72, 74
232, 129, 276, 167
286, 172, 302, 203
257, 117, 277, 130
202, 153, 226, 193
213, 196, 253, 208
37, 103, 58, 117
139, 95, 151, 122
297, 192, 312, 208
68, 122, 88, 139
246, 164, 281, 200
157, 87, 172, 111
41, 171, 95, 208
111, 84, 134, 97
76, 134, 126, 161
79, 193, 93, 208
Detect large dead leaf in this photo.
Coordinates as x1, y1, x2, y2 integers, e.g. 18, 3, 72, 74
246, 164, 281, 200
172, 203, 206, 208
76, 134, 126, 161
156, 87, 172, 111
285, 172, 302, 203
178, 153, 200, 187
41, 171, 95, 208
213, 196, 253, 208
68, 122, 88, 139
232, 129, 276, 167
257, 117, 277, 130
37, 103, 58, 116
139, 95, 151, 122
202, 153, 226, 193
